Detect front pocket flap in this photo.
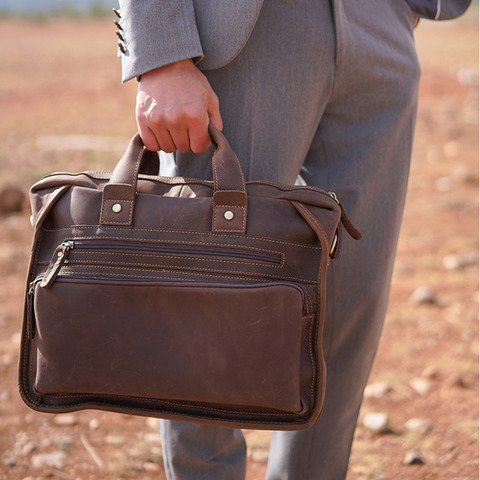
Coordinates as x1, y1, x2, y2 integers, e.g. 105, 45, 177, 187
34, 280, 309, 414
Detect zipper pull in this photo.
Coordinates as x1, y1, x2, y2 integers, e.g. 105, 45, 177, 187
328, 192, 362, 241
40, 241, 73, 288
26, 275, 44, 339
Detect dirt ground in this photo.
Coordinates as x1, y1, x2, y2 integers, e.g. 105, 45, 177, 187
0, 10, 478, 480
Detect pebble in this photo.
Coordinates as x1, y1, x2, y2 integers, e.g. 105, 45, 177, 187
443, 253, 477, 271
362, 412, 390, 434
143, 462, 161, 472
422, 365, 440, 380
31, 451, 67, 469
145, 417, 160, 431
250, 448, 270, 464
57, 436, 74, 450
410, 286, 438, 305
143, 432, 163, 445
21, 441, 38, 456
435, 176, 455, 192
89, 418, 100, 431
106, 434, 125, 446
364, 382, 391, 399
450, 374, 469, 388
1, 353, 15, 367
3, 456, 16, 467
403, 449, 425, 465
405, 418, 434, 434
410, 377, 434, 395
53, 414, 78, 426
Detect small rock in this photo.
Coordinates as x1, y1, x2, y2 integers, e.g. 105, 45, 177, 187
0, 390, 12, 403
450, 375, 469, 388
403, 449, 425, 465
457, 68, 478, 86
143, 432, 162, 445
405, 418, 434, 434
421, 365, 440, 380
410, 377, 434, 395
89, 419, 100, 431
31, 451, 67, 469
53, 414, 78, 426
143, 462, 161, 472
250, 448, 269, 464
10, 331, 22, 346
145, 417, 160, 431
21, 442, 38, 456
443, 253, 477, 271
410, 286, 437, 305
362, 412, 390, 434
0, 187, 25, 214
3, 456, 16, 467
364, 382, 392, 398
57, 436, 74, 450
435, 176, 455, 192
1, 353, 15, 367
106, 435, 125, 446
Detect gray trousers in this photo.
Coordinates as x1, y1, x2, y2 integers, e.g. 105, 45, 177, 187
163, 0, 420, 479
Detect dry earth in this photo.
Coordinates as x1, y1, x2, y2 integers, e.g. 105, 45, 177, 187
0, 10, 478, 480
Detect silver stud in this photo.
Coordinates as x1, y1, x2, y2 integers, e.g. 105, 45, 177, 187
224, 210, 234, 221
112, 203, 122, 213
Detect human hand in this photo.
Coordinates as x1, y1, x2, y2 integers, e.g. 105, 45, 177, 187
136, 59, 223, 153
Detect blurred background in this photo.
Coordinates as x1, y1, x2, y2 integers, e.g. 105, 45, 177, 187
0, 2, 478, 479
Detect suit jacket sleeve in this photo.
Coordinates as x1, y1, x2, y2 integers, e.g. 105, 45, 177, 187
118, 0, 204, 82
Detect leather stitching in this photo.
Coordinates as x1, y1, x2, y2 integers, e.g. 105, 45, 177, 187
68, 251, 284, 269
41, 228, 321, 250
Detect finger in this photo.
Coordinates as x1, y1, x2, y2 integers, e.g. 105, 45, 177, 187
188, 122, 212, 154
154, 128, 176, 153
138, 124, 160, 151
167, 127, 191, 153
207, 96, 223, 132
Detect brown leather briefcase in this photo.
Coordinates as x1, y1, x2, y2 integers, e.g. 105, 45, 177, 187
19, 126, 360, 430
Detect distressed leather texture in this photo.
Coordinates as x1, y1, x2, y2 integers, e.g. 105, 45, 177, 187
18, 126, 360, 430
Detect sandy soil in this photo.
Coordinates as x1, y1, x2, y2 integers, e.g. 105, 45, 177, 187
0, 11, 478, 480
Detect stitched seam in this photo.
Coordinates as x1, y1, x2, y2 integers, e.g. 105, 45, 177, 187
58, 266, 315, 284
132, 146, 144, 188
213, 209, 247, 232
213, 205, 247, 233
68, 252, 284, 269
64, 238, 285, 261
101, 200, 133, 225
41, 228, 321, 250
307, 314, 316, 408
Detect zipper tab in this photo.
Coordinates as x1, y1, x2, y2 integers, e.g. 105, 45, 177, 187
40, 241, 73, 288
26, 275, 44, 339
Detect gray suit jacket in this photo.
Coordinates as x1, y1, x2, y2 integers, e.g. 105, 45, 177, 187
118, 0, 471, 82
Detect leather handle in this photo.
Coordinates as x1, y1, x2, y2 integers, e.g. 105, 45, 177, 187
100, 126, 247, 233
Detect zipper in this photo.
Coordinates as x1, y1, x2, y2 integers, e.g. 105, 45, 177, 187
67, 239, 281, 264
39, 239, 282, 288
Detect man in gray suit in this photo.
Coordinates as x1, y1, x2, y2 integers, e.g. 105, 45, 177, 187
116, 1, 471, 478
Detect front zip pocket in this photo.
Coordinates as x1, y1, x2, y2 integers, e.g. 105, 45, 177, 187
32, 276, 315, 414
40, 239, 284, 288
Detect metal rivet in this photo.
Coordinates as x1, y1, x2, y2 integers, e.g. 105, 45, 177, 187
112, 203, 122, 213
57, 251, 63, 257
224, 210, 234, 221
